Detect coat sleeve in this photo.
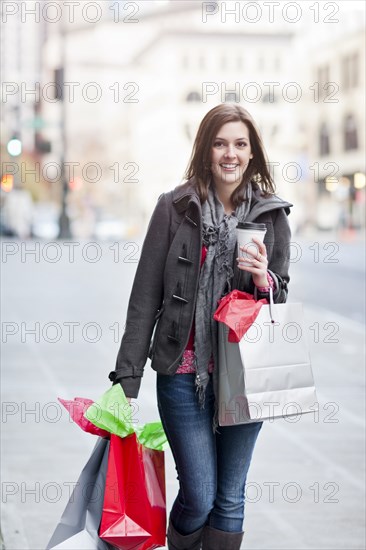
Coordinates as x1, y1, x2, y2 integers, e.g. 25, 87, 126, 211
255, 207, 292, 304
108, 192, 171, 398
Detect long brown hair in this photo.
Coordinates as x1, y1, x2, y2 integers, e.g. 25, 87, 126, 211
184, 104, 275, 206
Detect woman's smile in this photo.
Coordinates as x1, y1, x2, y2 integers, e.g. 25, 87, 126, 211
220, 163, 239, 171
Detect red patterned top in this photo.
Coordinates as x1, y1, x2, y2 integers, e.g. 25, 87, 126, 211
175, 245, 274, 374
176, 245, 215, 374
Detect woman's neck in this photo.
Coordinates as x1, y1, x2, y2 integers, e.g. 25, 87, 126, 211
213, 184, 235, 215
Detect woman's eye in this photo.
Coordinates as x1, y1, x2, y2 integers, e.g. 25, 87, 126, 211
213, 141, 248, 147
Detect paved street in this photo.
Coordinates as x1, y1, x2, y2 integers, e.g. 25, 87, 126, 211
1, 234, 365, 550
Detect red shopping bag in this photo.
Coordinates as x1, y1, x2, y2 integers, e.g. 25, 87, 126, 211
99, 433, 166, 550
213, 289, 267, 342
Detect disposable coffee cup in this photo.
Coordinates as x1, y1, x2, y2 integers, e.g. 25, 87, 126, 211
236, 222, 267, 266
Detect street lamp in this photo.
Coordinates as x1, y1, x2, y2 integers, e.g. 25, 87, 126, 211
6, 135, 22, 190
57, 17, 71, 239
7, 137, 22, 157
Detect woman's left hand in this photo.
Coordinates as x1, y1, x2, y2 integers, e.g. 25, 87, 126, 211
236, 236, 269, 288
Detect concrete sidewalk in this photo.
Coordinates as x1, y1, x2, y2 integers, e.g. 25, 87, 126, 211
1, 239, 365, 549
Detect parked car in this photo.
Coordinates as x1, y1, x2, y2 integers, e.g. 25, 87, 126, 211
93, 217, 127, 241
0, 220, 17, 236
31, 202, 60, 239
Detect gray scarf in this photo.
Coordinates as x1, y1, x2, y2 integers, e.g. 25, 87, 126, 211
193, 180, 253, 415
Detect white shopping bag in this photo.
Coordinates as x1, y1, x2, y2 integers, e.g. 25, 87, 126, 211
218, 288, 318, 426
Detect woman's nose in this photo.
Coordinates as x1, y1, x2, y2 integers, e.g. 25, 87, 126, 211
224, 145, 236, 157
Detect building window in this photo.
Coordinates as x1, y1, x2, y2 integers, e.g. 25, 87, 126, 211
342, 52, 359, 90
344, 114, 358, 151
351, 52, 359, 87
319, 123, 330, 156
224, 92, 239, 103
262, 92, 276, 103
342, 56, 350, 90
317, 65, 330, 99
186, 91, 201, 102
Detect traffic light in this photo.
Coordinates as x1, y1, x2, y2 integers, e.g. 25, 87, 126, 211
1, 174, 14, 192
68, 176, 83, 191
35, 134, 52, 153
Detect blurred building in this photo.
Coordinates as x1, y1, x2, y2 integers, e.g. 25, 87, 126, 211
0, 1, 47, 151
41, 1, 302, 235
2, 0, 365, 238
0, 1, 49, 235
299, 7, 365, 231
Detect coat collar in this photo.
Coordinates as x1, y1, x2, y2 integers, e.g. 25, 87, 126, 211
172, 177, 200, 214
172, 177, 293, 218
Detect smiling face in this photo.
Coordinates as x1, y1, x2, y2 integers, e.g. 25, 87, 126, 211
210, 120, 253, 191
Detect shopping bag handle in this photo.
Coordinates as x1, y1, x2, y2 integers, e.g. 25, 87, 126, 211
254, 286, 275, 323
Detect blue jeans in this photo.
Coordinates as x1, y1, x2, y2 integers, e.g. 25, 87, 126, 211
156, 373, 263, 534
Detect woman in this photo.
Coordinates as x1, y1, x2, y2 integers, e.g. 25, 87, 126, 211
109, 104, 293, 549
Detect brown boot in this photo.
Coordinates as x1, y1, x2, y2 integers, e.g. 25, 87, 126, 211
167, 518, 204, 550
202, 525, 244, 550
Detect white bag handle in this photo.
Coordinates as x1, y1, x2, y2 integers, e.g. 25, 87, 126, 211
254, 285, 275, 323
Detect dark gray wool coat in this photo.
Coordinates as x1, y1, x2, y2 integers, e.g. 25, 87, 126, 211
109, 177, 293, 398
